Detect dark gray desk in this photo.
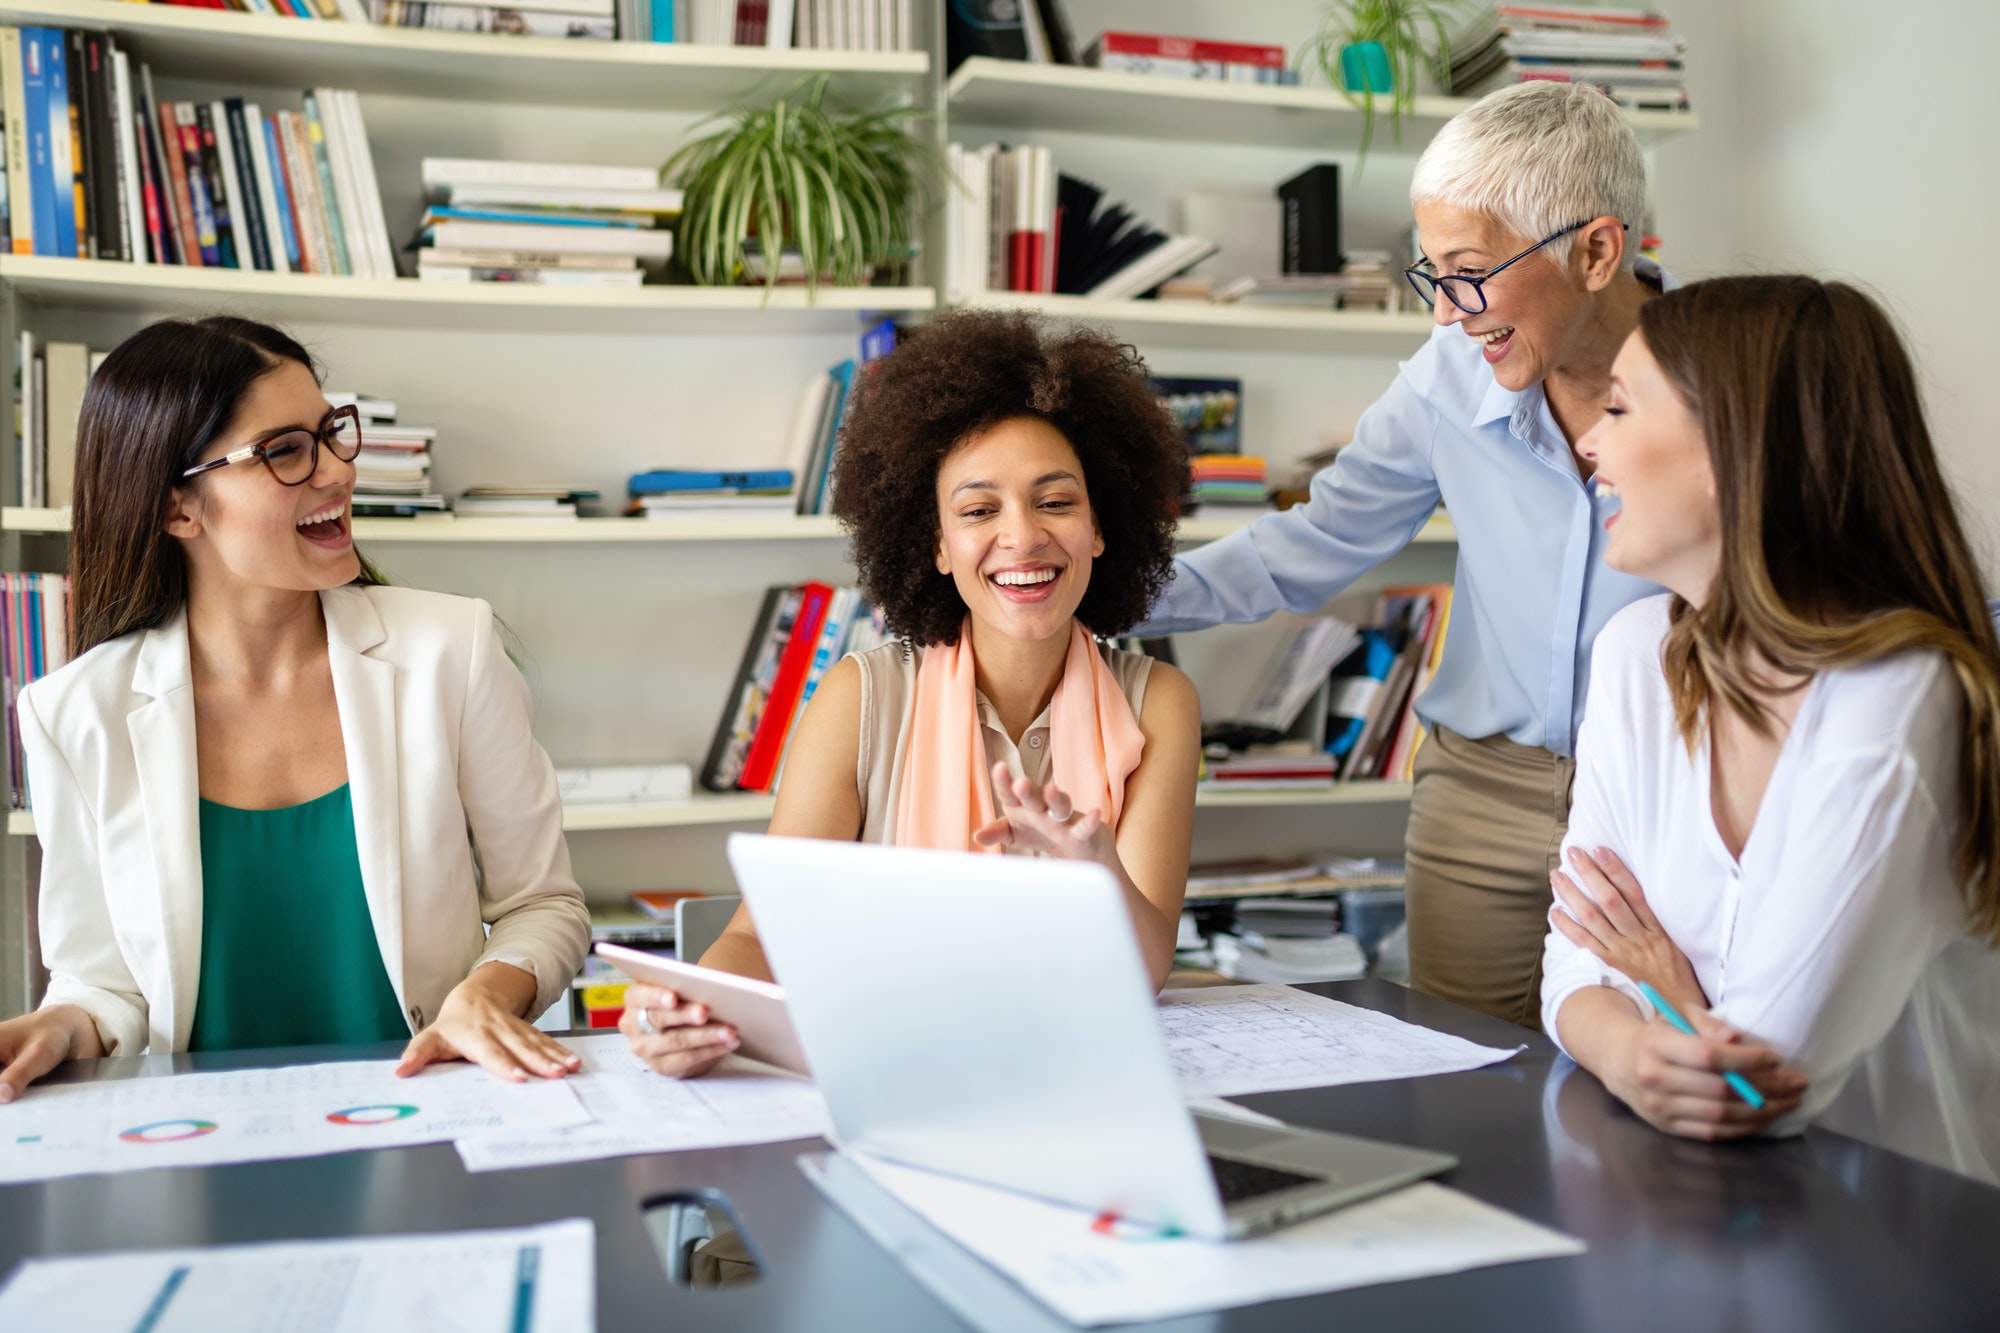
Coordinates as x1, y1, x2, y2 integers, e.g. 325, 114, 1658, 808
4, 979, 1996, 1331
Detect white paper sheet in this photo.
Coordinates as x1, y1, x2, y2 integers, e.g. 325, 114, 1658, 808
454, 1032, 829, 1172
0, 1219, 595, 1333
0, 1056, 589, 1183
847, 1155, 1584, 1326
1160, 984, 1522, 1098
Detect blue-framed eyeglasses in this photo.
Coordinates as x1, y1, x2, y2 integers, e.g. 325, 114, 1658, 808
1404, 220, 1627, 315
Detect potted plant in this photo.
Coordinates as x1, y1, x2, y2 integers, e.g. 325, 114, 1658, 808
663, 74, 938, 295
1303, 0, 1467, 170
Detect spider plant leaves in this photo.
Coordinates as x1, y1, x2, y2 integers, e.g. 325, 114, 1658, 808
663, 73, 938, 298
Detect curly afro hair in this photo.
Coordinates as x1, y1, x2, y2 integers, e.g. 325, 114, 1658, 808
831, 310, 1188, 647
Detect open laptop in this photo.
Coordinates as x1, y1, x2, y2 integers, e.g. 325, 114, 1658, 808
726, 833, 1456, 1241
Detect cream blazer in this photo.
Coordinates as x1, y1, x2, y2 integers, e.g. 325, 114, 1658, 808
18, 584, 590, 1055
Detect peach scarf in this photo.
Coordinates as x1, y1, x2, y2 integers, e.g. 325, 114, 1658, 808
894, 619, 1145, 853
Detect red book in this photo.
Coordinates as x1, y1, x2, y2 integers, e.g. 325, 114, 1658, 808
133, 110, 167, 264
738, 581, 834, 792
1095, 32, 1286, 68
156, 102, 203, 268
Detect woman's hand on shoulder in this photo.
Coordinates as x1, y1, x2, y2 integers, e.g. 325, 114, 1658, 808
395, 962, 583, 1082
618, 984, 738, 1079
0, 1006, 100, 1102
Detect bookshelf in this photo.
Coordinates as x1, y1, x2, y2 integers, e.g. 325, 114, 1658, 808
946, 56, 1700, 149
1, 507, 1456, 546
959, 290, 1437, 353
3, 780, 1419, 838
0, 257, 936, 335
0, 1, 929, 110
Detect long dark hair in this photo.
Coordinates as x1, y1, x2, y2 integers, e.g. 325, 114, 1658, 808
69, 315, 379, 659
1640, 275, 2000, 943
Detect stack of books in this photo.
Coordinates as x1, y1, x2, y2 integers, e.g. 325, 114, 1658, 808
1082, 31, 1300, 85
1187, 453, 1268, 510
413, 157, 679, 286
1446, 4, 1691, 112
13, 334, 105, 510
1202, 746, 1339, 791
943, 144, 1217, 301
1211, 257, 1397, 312
2, 572, 69, 809
327, 391, 448, 518
0, 28, 396, 277
154, 0, 365, 20
627, 469, 795, 517
703, 583, 892, 793
452, 485, 601, 518
369, 0, 616, 39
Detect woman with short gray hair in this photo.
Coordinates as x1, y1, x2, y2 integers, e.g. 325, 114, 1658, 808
1138, 81, 1668, 1026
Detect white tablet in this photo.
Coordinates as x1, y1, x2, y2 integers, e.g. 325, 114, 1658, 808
594, 943, 810, 1075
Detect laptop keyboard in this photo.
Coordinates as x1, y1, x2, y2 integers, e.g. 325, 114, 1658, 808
1205, 1154, 1323, 1205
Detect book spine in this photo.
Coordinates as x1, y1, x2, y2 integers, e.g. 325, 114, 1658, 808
44, 31, 76, 258
137, 65, 184, 265
701, 586, 789, 792
70, 32, 99, 259
221, 100, 271, 269
193, 102, 236, 267
243, 105, 293, 272
20, 32, 57, 257
1, 30, 31, 257
173, 105, 219, 266
300, 91, 352, 274
1093, 31, 1285, 66
279, 110, 332, 274
335, 91, 396, 280
259, 110, 302, 269
739, 580, 833, 792
96, 39, 134, 264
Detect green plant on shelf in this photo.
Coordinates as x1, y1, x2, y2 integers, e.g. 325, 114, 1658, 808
662, 74, 939, 295
1302, 0, 1468, 171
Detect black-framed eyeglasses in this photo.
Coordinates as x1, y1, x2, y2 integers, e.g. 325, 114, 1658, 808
180, 404, 363, 487
1404, 220, 1627, 315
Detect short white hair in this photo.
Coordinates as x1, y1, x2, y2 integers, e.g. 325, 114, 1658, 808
1410, 82, 1648, 270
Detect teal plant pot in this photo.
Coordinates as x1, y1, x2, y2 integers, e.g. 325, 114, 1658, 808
1340, 41, 1394, 94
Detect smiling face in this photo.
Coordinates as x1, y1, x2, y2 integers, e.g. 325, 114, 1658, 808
934, 415, 1104, 646
1412, 202, 1600, 393
1579, 331, 1720, 602
165, 358, 360, 593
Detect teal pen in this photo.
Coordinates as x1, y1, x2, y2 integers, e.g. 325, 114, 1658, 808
1636, 982, 1767, 1110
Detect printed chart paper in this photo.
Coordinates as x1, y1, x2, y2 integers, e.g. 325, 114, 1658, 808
0, 1219, 595, 1333
844, 1155, 1583, 1327
455, 1032, 830, 1172
1159, 984, 1521, 1098
0, 1056, 589, 1183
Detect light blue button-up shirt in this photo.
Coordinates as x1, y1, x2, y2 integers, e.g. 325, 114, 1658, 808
1138, 268, 1673, 757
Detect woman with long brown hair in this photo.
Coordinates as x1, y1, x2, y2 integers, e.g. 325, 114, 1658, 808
0, 316, 588, 1102
1535, 275, 2000, 1181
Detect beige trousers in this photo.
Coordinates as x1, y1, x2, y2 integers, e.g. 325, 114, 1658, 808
1404, 725, 1577, 1029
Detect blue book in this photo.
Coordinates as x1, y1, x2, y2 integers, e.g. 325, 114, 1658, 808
650, 0, 675, 40
261, 112, 302, 269
424, 205, 648, 229
20, 30, 57, 257
42, 31, 75, 258
629, 469, 794, 496
811, 359, 859, 514
858, 317, 896, 362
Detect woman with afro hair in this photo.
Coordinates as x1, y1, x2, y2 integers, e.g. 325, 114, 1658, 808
620, 311, 1203, 1078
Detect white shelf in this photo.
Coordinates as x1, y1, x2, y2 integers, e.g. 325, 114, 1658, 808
957, 291, 1436, 354
0, 0, 928, 111
5, 781, 1416, 837
0, 256, 932, 334
2, 508, 1455, 545
947, 57, 1699, 150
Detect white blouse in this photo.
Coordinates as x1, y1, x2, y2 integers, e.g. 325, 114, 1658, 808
1541, 596, 2000, 1183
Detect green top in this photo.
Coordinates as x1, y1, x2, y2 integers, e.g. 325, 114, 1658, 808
188, 783, 410, 1052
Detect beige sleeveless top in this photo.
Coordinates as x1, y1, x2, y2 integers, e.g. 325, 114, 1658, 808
851, 639, 1154, 849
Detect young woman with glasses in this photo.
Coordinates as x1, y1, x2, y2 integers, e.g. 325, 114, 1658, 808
0, 316, 589, 1102
1136, 80, 1671, 1028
